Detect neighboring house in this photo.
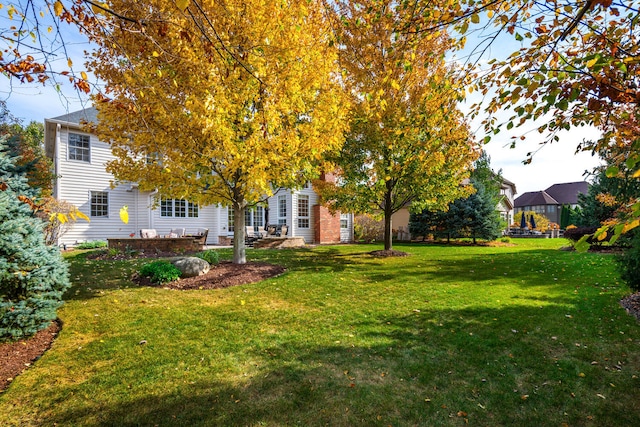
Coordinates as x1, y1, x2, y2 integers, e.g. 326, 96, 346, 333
498, 177, 517, 227
43, 108, 353, 246
514, 181, 589, 225
390, 176, 517, 239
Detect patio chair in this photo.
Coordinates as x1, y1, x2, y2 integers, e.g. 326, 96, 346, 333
245, 226, 258, 246
140, 229, 157, 239
279, 224, 288, 236
193, 228, 208, 245
265, 224, 277, 236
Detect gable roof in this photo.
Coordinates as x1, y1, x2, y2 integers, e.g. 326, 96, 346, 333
514, 181, 590, 208
50, 107, 98, 125
544, 181, 589, 205
514, 191, 559, 208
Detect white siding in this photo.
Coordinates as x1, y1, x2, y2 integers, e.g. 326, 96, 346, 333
46, 111, 349, 247
291, 186, 317, 243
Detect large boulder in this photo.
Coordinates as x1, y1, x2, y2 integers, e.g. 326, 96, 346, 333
171, 257, 210, 278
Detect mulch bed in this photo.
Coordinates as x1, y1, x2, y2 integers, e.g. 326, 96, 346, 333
0, 260, 285, 393
0, 320, 61, 393
620, 292, 640, 323
133, 261, 286, 290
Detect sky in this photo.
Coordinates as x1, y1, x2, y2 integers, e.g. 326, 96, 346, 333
1, 7, 603, 197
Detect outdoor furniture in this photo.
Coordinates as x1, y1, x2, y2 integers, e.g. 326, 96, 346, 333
256, 226, 267, 238
265, 224, 277, 236
190, 228, 208, 245
277, 224, 288, 237
169, 228, 186, 237
140, 229, 158, 238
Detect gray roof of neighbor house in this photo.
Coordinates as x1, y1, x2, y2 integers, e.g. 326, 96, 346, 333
514, 191, 558, 207
514, 181, 589, 208
545, 181, 589, 205
50, 107, 98, 124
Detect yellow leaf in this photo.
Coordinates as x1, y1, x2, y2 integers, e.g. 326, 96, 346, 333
176, 0, 190, 11
57, 213, 67, 224
76, 210, 90, 222
152, 51, 160, 57
53, 0, 63, 16
80, 71, 88, 81
623, 219, 640, 233
586, 58, 598, 68
120, 206, 129, 224
47, 26, 52, 33
471, 13, 480, 24
67, 58, 73, 68
633, 169, 640, 178
487, 10, 494, 19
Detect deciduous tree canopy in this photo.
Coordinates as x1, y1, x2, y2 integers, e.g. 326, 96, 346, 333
316, 0, 478, 251
85, 0, 347, 263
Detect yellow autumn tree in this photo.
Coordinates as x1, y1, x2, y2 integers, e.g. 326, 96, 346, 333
84, 0, 347, 264
317, 0, 478, 252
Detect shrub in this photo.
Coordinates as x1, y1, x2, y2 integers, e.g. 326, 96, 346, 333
500, 236, 511, 243
139, 261, 181, 284
616, 231, 640, 292
76, 240, 107, 250
196, 249, 220, 265
563, 226, 599, 245
354, 214, 383, 243
1, 139, 70, 342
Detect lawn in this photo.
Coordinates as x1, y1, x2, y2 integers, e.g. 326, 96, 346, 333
1, 239, 639, 426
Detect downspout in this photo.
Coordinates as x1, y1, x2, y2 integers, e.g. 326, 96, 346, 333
54, 124, 61, 199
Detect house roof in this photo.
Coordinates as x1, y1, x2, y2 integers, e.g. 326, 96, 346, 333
514, 191, 559, 207
514, 181, 590, 208
50, 107, 98, 125
544, 181, 589, 205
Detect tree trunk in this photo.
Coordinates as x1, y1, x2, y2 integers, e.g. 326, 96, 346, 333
383, 186, 393, 251
233, 200, 247, 264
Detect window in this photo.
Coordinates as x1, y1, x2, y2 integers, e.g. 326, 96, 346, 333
245, 206, 265, 227
548, 205, 556, 213
297, 195, 309, 228
228, 207, 234, 232
69, 133, 90, 162
90, 191, 108, 217
278, 195, 287, 225
340, 213, 349, 229
160, 198, 198, 217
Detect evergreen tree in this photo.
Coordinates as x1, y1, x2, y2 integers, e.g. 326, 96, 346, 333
409, 151, 502, 243
458, 180, 503, 243
0, 138, 70, 341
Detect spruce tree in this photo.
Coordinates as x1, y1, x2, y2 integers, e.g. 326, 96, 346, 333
0, 138, 70, 341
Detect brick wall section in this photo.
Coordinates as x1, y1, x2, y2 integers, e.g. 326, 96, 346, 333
108, 237, 201, 252
313, 205, 341, 244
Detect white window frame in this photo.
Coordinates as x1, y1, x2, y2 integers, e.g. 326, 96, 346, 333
90, 191, 108, 217
68, 132, 90, 162
297, 195, 309, 228
278, 195, 287, 225
160, 198, 199, 218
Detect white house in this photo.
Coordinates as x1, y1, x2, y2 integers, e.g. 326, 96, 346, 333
44, 108, 353, 247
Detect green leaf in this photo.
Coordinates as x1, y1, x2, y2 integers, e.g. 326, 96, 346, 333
574, 235, 591, 253
606, 165, 619, 177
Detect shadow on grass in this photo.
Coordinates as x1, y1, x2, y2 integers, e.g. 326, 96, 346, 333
45, 301, 639, 427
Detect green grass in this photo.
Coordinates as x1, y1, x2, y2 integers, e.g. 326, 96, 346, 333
1, 240, 639, 426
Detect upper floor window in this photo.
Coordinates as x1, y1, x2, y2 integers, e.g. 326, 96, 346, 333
90, 191, 108, 217
69, 133, 90, 162
160, 198, 199, 218
297, 195, 309, 228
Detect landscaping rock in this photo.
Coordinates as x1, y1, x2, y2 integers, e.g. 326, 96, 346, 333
171, 257, 210, 278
